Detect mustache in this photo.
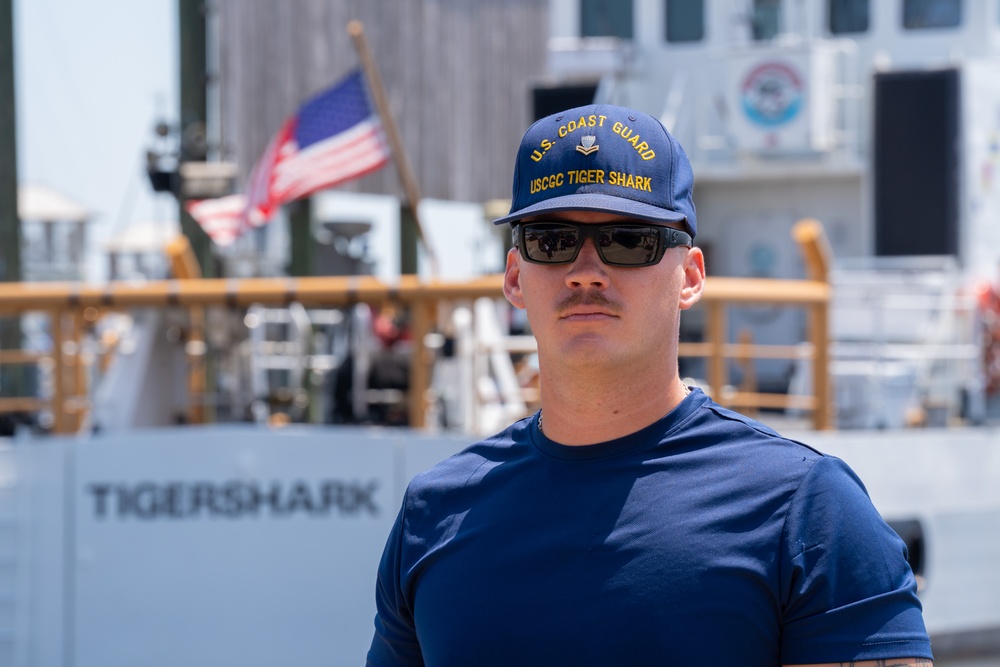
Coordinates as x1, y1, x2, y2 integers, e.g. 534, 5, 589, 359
556, 291, 624, 315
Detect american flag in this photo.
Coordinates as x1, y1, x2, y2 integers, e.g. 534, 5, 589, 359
187, 69, 392, 246
185, 194, 246, 246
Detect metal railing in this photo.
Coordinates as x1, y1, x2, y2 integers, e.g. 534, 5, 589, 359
0, 221, 833, 433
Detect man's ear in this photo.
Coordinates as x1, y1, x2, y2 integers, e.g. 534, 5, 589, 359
503, 247, 526, 309
679, 247, 706, 311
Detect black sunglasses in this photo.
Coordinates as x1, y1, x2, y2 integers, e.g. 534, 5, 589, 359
513, 221, 692, 267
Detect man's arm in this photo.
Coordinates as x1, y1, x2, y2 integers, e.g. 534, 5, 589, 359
784, 659, 934, 666
367, 505, 424, 667
779, 457, 933, 664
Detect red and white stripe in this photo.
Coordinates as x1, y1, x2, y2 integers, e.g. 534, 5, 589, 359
185, 194, 248, 247
270, 116, 390, 204
243, 119, 296, 229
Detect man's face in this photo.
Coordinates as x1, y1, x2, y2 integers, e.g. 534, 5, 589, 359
503, 211, 705, 373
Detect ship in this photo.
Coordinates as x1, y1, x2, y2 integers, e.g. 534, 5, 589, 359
1, 1, 999, 665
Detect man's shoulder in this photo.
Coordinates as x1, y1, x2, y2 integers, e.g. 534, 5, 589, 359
685, 390, 824, 459
406, 415, 534, 496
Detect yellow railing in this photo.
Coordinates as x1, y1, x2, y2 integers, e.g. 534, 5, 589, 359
0, 220, 833, 433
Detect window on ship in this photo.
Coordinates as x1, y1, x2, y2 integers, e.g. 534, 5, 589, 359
581, 0, 634, 39
829, 0, 870, 34
752, 0, 782, 40
902, 0, 962, 29
665, 0, 704, 42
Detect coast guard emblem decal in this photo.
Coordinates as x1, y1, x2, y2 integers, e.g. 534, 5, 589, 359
576, 135, 599, 155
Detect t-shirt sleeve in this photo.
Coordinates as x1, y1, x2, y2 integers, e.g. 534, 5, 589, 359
367, 502, 424, 667
779, 455, 933, 663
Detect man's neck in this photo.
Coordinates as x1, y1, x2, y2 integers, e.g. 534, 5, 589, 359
536, 363, 690, 446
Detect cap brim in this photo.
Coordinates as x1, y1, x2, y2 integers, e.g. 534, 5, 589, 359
493, 192, 688, 229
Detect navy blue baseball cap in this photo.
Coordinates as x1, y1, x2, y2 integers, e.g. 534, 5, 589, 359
493, 104, 696, 238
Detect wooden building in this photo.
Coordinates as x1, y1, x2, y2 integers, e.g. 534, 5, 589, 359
215, 0, 550, 206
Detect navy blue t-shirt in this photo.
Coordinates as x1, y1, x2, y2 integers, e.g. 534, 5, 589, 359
368, 388, 932, 666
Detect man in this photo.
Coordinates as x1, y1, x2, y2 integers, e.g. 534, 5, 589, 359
367, 104, 933, 666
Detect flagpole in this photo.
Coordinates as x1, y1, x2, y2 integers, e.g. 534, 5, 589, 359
347, 20, 440, 278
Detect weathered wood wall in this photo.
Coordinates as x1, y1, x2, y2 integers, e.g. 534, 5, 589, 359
216, 0, 549, 206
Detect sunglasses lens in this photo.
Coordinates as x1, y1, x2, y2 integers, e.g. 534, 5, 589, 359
520, 223, 676, 266
599, 227, 660, 265
522, 224, 581, 263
